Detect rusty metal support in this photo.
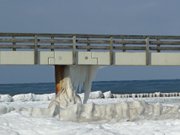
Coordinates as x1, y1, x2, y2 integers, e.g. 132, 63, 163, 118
55, 65, 65, 95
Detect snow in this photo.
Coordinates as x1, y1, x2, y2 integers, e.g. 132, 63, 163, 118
0, 94, 13, 102
103, 91, 112, 98
0, 112, 180, 135
0, 92, 180, 135
12, 93, 55, 102
79, 91, 104, 100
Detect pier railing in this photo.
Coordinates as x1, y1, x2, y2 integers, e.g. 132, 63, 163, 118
1, 32, 180, 66
1, 33, 180, 52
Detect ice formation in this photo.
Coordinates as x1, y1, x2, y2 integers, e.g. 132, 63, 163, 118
18, 100, 180, 122
48, 65, 98, 109
29, 65, 180, 122
3, 65, 180, 122
1, 93, 180, 122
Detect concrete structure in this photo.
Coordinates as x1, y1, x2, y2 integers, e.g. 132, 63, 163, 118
1, 51, 180, 66
1, 33, 180, 94
1, 33, 180, 66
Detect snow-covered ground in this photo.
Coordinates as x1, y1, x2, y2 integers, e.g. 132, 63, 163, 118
0, 92, 180, 135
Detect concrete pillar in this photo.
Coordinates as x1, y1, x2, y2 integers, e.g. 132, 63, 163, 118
55, 65, 66, 94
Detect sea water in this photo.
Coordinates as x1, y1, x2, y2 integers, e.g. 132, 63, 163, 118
1, 79, 180, 95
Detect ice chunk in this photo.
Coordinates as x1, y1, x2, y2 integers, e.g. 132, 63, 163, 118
89, 91, 103, 99
13, 93, 34, 101
0, 105, 14, 114
103, 91, 112, 98
0, 94, 13, 102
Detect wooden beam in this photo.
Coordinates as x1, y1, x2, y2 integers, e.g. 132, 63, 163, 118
2, 38, 180, 45
34, 35, 38, 64
1, 32, 180, 39
55, 65, 65, 95
145, 38, 150, 66
12, 36, 16, 51
1, 33, 180, 52
73, 36, 76, 65
110, 37, 113, 65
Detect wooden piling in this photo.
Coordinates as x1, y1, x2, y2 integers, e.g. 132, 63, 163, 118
55, 65, 65, 94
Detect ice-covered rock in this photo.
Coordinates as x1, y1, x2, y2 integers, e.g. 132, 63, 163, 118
33, 93, 55, 101
78, 91, 104, 100
15, 97, 180, 122
58, 101, 180, 122
0, 94, 13, 102
89, 91, 104, 99
0, 105, 14, 114
33, 94, 49, 101
103, 91, 112, 98
13, 93, 35, 101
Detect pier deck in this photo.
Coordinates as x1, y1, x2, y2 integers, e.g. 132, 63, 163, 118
1, 33, 180, 66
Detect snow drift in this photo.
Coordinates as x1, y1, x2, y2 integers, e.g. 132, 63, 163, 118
14, 100, 180, 122
1, 65, 180, 122
1, 95, 180, 122
50, 100, 180, 122
0, 93, 55, 102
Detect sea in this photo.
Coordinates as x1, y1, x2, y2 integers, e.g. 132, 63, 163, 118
1, 79, 180, 95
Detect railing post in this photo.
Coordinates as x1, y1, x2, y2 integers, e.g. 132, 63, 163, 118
51, 36, 54, 51
145, 37, 150, 65
72, 36, 76, 65
122, 38, 126, 52
110, 36, 113, 65
157, 39, 160, 52
34, 35, 38, 64
87, 37, 90, 51
12, 36, 16, 51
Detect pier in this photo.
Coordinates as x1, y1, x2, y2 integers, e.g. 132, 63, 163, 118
1, 32, 180, 94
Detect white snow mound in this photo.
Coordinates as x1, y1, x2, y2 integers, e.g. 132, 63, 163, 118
0, 94, 13, 102
0, 105, 14, 114
21, 100, 180, 122
12, 93, 55, 102
103, 91, 112, 98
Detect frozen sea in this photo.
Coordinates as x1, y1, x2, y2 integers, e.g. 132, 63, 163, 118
0, 93, 180, 135
0, 80, 180, 135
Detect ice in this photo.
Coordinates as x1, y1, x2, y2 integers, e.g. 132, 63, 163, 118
89, 91, 104, 99
68, 65, 98, 103
103, 91, 112, 98
0, 94, 13, 102
58, 100, 180, 122
1, 98, 180, 135
0, 105, 14, 114
49, 65, 98, 109
13, 93, 35, 101
33, 93, 55, 101
16, 97, 180, 122
12, 93, 55, 102
79, 91, 104, 100
6, 92, 180, 123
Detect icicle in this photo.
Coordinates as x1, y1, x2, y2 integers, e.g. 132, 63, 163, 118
49, 65, 98, 110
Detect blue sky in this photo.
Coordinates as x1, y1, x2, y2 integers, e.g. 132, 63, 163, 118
0, 0, 180, 83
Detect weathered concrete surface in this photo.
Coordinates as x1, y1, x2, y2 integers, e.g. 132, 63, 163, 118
1, 51, 180, 66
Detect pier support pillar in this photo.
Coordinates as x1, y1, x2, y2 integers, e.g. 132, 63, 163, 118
55, 65, 65, 95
